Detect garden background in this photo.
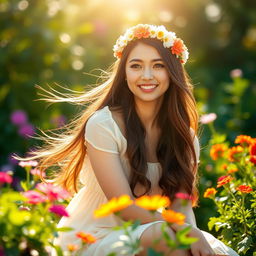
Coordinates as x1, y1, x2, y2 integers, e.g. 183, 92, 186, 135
0, 0, 256, 253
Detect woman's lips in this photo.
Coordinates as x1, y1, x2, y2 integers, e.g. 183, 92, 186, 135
138, 84, 158, 92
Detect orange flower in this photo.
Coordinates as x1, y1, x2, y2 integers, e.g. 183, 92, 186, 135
76, 232, 96, 244
135, 195, 170, 211
236, 185, 253, 193
210, 144, 228, 160
162, 209, 185, 225
133, 26, 150, 39
67, 244, 78, 251
203, 188, 217, 198
171, 38, 184, 56
217, 175, 233, 188
116, 51, 122, 58
235, 135, 254, 147
221, 163, 228, 170
94, 195, 133, 218
227, 167, 238, 174
227, 146, 243, 162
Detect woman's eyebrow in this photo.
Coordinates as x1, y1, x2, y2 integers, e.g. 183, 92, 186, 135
128, 58, 163, 63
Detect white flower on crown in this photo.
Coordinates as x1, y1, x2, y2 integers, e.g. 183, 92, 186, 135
156, 25, 168, 40
163, 31, 176, 48
148, 25, 158, 38
182, 50, 189, 63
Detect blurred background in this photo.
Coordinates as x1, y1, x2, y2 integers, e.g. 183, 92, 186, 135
0, 0, 256, 231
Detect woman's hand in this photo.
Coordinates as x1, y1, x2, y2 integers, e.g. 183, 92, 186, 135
189, 227, 216, 256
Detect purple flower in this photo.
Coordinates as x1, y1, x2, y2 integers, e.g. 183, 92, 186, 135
200, 113, 217, 124
0, 172, 13, 184
10, 110, 27, 125
18, 123, 35, 138
230, 69, 243, 78
8, 153, 19, 165
49, 204, 69, 217
23, 190, 47, 204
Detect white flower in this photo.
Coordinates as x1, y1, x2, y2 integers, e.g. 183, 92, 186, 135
163, 31, 176, 48
149, 25, 158, 38
156, 25, 167, 40
182, 50, 189, 63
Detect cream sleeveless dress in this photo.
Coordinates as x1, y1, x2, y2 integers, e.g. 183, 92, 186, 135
54, 106, 239, 256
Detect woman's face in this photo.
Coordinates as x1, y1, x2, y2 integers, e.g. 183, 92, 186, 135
125, 42, 170, 105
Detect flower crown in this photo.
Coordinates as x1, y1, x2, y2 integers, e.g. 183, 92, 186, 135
113, 24, 189, 64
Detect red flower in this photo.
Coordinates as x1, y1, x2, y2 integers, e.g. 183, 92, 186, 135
236, 185, 253, 193
250, 142, 256, 155
203, 188, 217, 198
175, 192, 194, 201
250, 155, 256, 165
0, 172, 13, 184
49, 205, 69, 217
217, 175, 233, 188
76, 232, 96, 244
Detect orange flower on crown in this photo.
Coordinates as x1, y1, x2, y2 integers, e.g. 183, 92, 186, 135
94, 195, 133, 218
236, 185, 253, 193
162, 209, 185, 225
203, 188, 217, 198
171, 38, 184, 56
235, 135, 254, 147
135, 195, 170, 211
227, 146, 243, 162
210, 144, 228, 160
217, 175, 233, 188
76, 232, 96, 244
133, 26, 150, 39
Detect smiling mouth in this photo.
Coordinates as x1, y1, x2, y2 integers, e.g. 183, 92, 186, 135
138, 84, 158, 89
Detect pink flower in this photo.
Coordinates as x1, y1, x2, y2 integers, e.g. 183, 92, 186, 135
30, 168, 46, 178
200, 113, 217, 124
36, 183, 70, 201
10, 110, 27, 125
230, 69, 243, 78
19, 161, 38, 167
23, 190, 48, 204
18, 123, 35, 138
175, 192, 194, 201
0, 172, 13, 184
49, 205, 69, 217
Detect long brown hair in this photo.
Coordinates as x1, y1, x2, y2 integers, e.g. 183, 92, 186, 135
22, 37, 199, 204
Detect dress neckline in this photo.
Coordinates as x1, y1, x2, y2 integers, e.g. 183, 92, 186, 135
104, 106, 160, 166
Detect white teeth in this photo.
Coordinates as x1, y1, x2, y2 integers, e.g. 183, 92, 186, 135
140, 85, 157, 89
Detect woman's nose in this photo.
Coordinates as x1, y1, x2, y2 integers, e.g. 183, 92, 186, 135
141, 68, 153, 79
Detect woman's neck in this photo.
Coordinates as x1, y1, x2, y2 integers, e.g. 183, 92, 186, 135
134, 99, 162, 131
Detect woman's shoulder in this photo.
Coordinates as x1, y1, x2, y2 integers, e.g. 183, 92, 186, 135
86, 106, 112, 126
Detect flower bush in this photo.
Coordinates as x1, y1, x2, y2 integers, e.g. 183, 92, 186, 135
202, 119, 256, 256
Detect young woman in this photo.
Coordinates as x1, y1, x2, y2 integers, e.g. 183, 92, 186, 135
31, 24, 238, 256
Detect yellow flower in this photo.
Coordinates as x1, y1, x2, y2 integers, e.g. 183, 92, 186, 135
162, 209, 185, 225
203, 188, 217, 198
135, 195, 170, 211
94, 195, 133, 218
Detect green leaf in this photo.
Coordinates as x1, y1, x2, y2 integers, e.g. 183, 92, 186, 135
131, 219, 141, 231
176, 226, 198, 246
20, 181, 29, 191
237, 236, 252, 254
56, 227, 74, 232
147, 248, 164, 256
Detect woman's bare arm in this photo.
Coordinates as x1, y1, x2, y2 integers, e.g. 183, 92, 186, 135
86, 142, 164, 223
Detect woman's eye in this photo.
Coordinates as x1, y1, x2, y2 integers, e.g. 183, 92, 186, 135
154, 63, 165, 68
130, 64, 141, 69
